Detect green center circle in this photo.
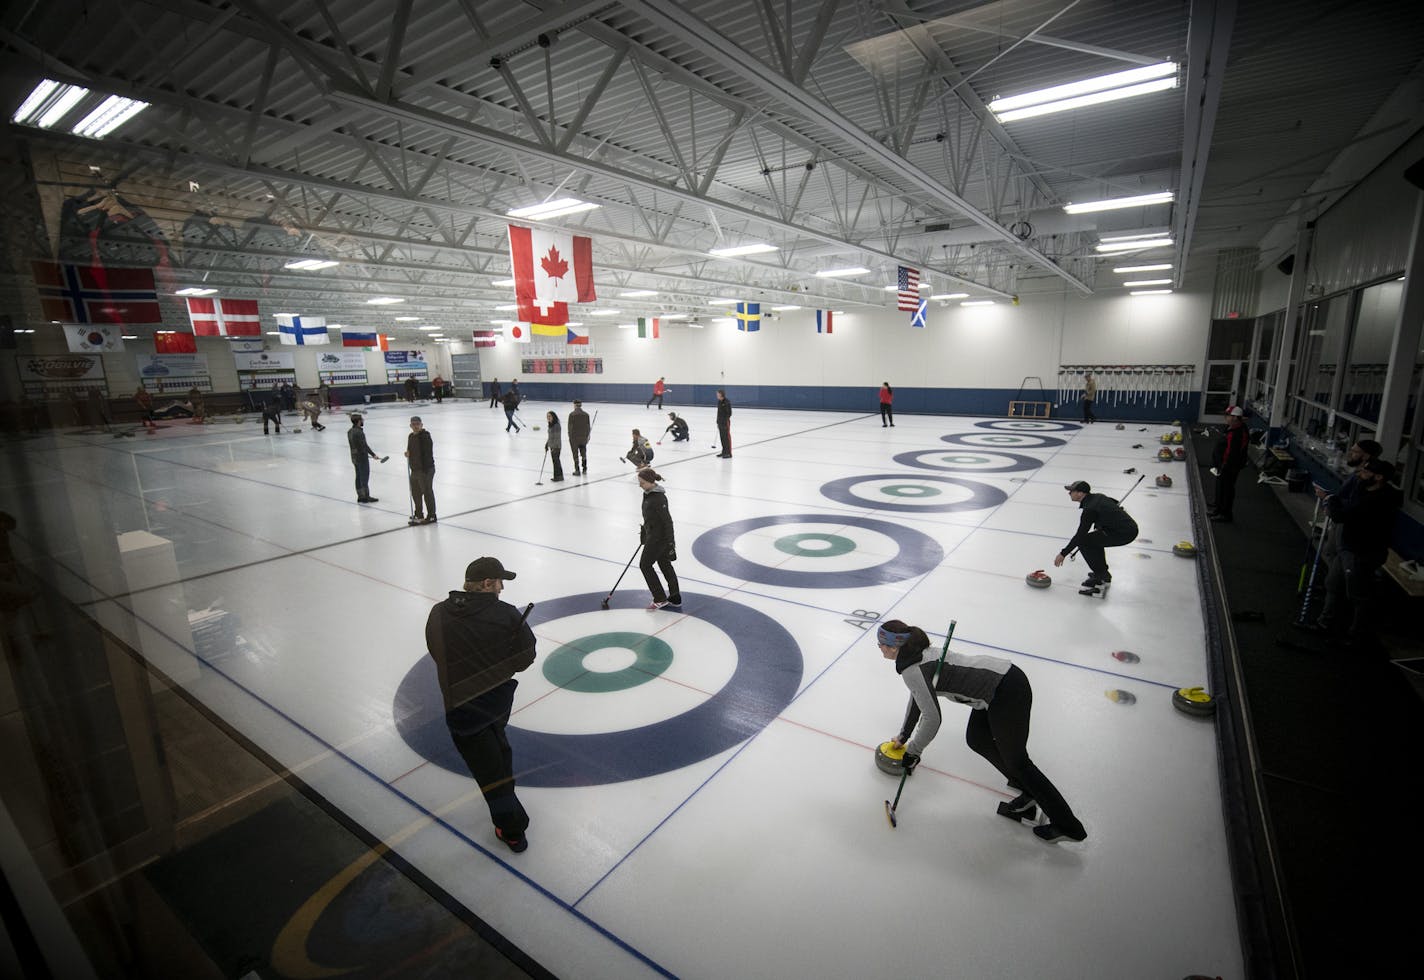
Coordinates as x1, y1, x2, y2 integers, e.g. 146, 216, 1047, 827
980, 436, 1023, 443
880, 484, 942, 498
542, 632, 674, 692
942, 454, 991, 464
773, 532, 857, 557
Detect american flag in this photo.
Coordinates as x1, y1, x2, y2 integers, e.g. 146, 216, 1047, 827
896, 266, 920, 311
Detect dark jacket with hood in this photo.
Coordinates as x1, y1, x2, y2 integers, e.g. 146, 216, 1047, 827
425, 590, 535, 734
640, 485, 676, 561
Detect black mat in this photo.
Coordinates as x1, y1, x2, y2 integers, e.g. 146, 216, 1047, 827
144, 791, 542, 980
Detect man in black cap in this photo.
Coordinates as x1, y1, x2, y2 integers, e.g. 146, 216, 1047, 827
425, 557, 536, 852
405, 416, 436, 524
1054, 481, 1139, 596
1311, 457, 1401, 651
568, 399, 591, 475
347, 413, 384, 502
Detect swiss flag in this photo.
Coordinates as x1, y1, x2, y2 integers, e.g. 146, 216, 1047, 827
187, 297, 261, 336
508, 224, 595, 326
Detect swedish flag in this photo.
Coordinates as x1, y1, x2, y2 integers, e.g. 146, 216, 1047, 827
734, 302, 761, 332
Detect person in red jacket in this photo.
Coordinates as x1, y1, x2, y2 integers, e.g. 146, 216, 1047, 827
1208, 406, 1251, 523
646, 376, 668, 409
879, 382, 894, 427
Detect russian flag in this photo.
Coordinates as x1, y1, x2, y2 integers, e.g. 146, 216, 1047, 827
342, 329, 378, 347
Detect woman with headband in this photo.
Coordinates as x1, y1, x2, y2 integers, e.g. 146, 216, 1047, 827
877, 619, 1086, 843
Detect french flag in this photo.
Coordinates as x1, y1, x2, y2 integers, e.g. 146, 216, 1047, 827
816, 310, 833, 334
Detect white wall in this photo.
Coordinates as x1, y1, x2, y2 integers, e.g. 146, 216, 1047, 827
464, 287, 1212, 390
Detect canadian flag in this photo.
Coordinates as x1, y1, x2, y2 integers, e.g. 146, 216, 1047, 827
187, 297, 262, 336
508, 224, 595, 326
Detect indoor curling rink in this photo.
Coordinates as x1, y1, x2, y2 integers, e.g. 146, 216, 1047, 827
13, 398, 1242, 979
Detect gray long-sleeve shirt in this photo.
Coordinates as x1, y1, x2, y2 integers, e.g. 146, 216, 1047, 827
895, 639, 1012, 756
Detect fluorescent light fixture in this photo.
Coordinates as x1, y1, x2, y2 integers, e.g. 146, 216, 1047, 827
121, 335, 137, 340
707, 298, 737, 305
1130, 289, 1173, 296
1112, 263, 1172, 273
493, 304, 519, 311
419, 326, 441, 331
687, 322, 705, 329
619, 290, 658, 297
395, 316, 420, 321
920, 282, 931, 290
1100, 231, 1169, 243
506, 198, 599, 220
770, 305, 802, 311
284, 258, 339, 270
1063, 191, 1174, 215
882, 285, 897, 291
661, 314, 688, 320
491, 278, 515, 287
18, 81, 91, 129
489, 319, 514, 325
1122, 278, 1172, 287
266, 331, 280, 336
71, 95, 150, 138
1095, 238, 1174, 253
175, 287, 218, 296
709, 243, 778, 258
617, 323, 635, 330
930, 292, 969, 300
365, 297, 404, 305
961, 300, 996, 307
589, 309, 621, 315
815, 267, 870, 278
565, 321, 584, 327
990, 62, 1178, 123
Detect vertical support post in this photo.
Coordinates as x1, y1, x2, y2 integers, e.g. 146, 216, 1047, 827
1374, 193, 1424, 459
1267, 218, 1316, 444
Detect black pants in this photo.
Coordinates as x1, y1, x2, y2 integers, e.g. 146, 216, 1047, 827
640, 549, 681, 603
352, 456, 371, 499
490, 391, 500, 408
449, 722, 528, 839
1082, 397, 1096, 423
717, 421, 731, 456
880, 403, 894, 426
1076, 527, 1137, 578
262, 408, 282, 433
548, 447, 563, 480
965, 666, 1084, 837
646, 393, 663, 409
571, 443, 587, 472
1320, 550, 1380, 643
409, 468, 436, 518
1212, 465, 1243, 518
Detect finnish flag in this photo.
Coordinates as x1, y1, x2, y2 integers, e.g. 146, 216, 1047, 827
276, 314, 329, 345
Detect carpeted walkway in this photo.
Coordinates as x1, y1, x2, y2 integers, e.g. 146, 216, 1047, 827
1195, 433, 1424, 979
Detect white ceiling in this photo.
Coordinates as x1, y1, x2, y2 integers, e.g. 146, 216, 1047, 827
2, 0, 1422, 337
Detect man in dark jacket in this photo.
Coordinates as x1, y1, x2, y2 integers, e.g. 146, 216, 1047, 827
1315, 439, 1381, 571
425, 556, 536, 852
488, 377, 501, 409
1313, 458, 1401, 650
1208, 406, 1250, 522
502, 388, 521, 432
405, 416, 436, 524
347, 413, 382, 502
568, 400, 591, 474
1053, 480, 1140, 595
261, 384, 283, 435
663, 411, 689, 442
715, 388, 732, 458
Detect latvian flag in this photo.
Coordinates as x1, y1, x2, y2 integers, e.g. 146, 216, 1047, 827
187, 297, 261, 336
341, 328, 386, 349
816, 310, 833, 334
33, 260, 161, 324
472, 329, 498, 348
896, 266, 920, 311
276, 314, 329, 345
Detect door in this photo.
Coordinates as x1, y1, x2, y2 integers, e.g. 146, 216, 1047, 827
1202, 360, 1243, 417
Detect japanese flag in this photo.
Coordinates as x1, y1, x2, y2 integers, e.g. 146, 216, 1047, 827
507, 323, 532, 343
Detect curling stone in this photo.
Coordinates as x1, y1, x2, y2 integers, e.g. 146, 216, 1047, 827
1172, 540, 1198, 558
292, 428, 302, 433
1105, 689, 1136, 705
1115, 423, 1125, 430
1173, 447, 1187, 461
1157, 448, 1174, 462
1171, 432, 1184, 444
1160, 433, 1174, 444
532, 424, 542, 430
1025, 569, 1052, 589
875, 741, 906, 774
1172, 686, 1216, 716
1155, 474, 1173, 488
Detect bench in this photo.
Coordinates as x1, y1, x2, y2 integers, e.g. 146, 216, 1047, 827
1383, 549, 1424, 598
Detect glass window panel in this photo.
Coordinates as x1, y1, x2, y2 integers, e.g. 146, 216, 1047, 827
1342, 279, 1403, 423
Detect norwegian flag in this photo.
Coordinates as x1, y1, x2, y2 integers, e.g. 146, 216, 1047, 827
33, 260, 161, 324
187, 297, 261, 336
896, 266, 920, 311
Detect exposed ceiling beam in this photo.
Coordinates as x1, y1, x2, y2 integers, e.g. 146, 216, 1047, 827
1172, 0, 1236, 289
